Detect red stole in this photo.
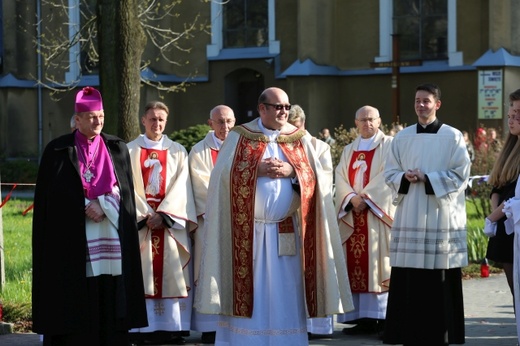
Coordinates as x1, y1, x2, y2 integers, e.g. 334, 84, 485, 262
210, 147, 219, 165
229, 136, 317, 317
347, 148, 375, 293
140, 148, 168, 298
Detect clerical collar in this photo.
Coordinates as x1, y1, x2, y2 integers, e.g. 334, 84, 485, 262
358, 133, 376, 151
143, 134, 164, 149
416, 118, 442, 134
211, 131, 223, 149
258, 119, 280, 139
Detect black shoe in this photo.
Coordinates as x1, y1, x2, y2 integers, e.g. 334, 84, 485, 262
201, 331, 216, 344
167, 336, 186, 345
342, 321, 377, 335
376, 320, 385, 340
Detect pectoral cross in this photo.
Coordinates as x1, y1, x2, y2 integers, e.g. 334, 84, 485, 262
83, 169, 94, 183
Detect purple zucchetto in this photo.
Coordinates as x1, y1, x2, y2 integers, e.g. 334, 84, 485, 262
75, 86, 104, 113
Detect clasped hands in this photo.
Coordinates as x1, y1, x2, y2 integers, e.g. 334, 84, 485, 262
144, 213, 165, 230
85, 199, 105, 223
350, 194, 368, 213
405, 168, 425, 183
259, 157, 295, 179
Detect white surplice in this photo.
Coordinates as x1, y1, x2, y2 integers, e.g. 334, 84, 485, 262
304, 132, 334, 335
188, 131, 221, 333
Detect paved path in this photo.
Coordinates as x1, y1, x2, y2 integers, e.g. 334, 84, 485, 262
0, 273, 517, 345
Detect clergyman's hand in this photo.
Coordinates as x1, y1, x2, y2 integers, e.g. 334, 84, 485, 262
85, 199, 105, 223
260, 157, 295, 179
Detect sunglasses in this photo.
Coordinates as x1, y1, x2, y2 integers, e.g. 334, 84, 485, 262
263, 103, 292, 111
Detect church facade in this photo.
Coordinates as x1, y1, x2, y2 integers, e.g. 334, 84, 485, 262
1, 0, 520, 158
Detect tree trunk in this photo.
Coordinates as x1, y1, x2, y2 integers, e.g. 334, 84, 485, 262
98, 0, 145, 141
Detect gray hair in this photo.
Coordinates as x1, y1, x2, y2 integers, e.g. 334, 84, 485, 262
288, 104, 305, 124
70, 115, 76, 130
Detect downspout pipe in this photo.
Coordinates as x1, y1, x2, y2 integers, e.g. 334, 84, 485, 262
36, 0, 43, 161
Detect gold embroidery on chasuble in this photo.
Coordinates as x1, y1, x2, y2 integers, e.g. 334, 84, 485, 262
230, 136, 266, 317
152, 234, 160, 257
279, 139, 318, 317
347, 149, 376, 293
152, 234, 161, 296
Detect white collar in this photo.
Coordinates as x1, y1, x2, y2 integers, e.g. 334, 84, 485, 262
143, 134, 165, 149
211, 132, 223, 149
358, 133, 376, 151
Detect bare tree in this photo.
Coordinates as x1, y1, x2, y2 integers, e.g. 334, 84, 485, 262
31, 0, 209, 139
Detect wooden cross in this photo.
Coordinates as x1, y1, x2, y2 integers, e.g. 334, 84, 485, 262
370, 35, 422, 124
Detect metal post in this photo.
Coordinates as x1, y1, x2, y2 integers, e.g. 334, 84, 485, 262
391, 34, 400, 124
0, 174, 4, 291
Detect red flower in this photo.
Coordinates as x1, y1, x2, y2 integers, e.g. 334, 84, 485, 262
82, 86, 94, 95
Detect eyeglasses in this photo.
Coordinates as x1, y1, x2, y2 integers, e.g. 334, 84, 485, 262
211, 119, 235, 126
356, 117, 379, 123
263, 103, 292, 111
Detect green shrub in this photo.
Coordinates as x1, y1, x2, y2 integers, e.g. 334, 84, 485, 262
465, 125, 503, 218
330, 124, 359, 168
169, 124, 211, 153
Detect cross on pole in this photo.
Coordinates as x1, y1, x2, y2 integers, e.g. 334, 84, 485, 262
370, 35, 422, 124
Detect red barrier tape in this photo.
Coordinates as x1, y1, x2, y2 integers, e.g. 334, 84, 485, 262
0, 184, 17, 208
22, 204, 34, 216
0, 183, 35, 215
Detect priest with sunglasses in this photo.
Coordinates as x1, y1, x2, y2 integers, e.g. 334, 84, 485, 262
194, 87, 353, 346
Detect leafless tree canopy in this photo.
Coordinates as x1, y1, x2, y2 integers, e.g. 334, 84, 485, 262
33, 0, 210, 93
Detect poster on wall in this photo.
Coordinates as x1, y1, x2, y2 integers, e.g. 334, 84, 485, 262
478, 69, 503, 119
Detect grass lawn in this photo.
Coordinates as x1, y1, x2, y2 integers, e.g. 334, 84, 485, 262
1, 197, 33, 331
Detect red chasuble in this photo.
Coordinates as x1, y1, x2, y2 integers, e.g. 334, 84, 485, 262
140, 148, 168, 298
347, 149, 376, 293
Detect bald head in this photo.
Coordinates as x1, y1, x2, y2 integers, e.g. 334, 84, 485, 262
354, 105, 381, 139
208, 105, 236, 141
257, 87, 291, 130
355, 105, 380, 119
